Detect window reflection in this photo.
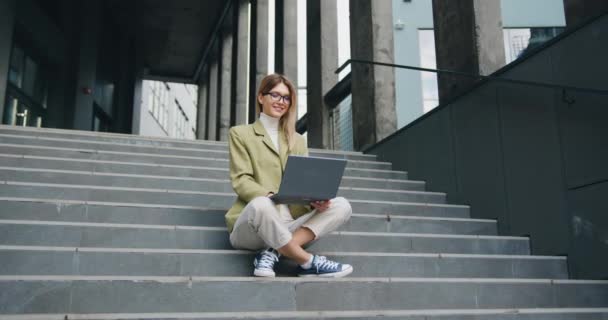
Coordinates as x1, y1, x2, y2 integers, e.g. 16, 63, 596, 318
418, 27, 564, 114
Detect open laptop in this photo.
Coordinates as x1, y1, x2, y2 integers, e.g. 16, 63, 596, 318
270, 155, 347, 205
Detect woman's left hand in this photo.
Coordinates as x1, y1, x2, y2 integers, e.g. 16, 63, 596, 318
311, 200, 331, 213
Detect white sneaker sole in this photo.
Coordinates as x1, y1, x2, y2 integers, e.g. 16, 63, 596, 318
253, 269, 276, 277
298, 265, 354, 278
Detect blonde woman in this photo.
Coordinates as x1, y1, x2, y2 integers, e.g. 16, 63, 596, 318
226, 73, 353, 278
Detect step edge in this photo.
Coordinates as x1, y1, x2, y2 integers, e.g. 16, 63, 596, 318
3, 308, 608, 320
0, 275, 605, 284
0, 245, 566, 260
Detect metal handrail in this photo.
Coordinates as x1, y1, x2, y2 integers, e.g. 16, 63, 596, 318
336, 59, 608, 96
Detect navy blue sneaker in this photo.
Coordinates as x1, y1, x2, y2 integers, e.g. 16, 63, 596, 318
253, 248, 279, 277
297, 255, 353, 278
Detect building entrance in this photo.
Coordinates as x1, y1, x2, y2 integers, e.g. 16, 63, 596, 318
2, 42, 47, 128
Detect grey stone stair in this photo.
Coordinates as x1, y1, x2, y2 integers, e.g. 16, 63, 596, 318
0, 162, 424, 190
1, 125, 606, 319
0, 125, 376, 161
2, 310, 608, 320
0, 246, 567, 278
0, 220, 530, 254
0, 184, 469, 217
0, 142, 391, 170
0, 200, 492, 235
0, 152, 407, 180
1, 277, 607, 314
3, 312, 608, 320
0, 169, 444, 203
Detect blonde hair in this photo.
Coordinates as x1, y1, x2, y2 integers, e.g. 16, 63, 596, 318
256, 73, 298, 151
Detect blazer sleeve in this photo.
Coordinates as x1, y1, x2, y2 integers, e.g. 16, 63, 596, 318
228, 128, 269, 202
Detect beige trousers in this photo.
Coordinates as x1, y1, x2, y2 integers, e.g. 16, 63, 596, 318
229, 196, 352, 250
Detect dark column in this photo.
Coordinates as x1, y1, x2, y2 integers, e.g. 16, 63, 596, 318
563, 0, 608, 27
219, 29, 233, 141
255, 0, 270, 94
349, 0, 397, 151
0, 0, 16, 121
234, 0, 250, 125
196, 66, 209, 140
432, 0, 505, 104
130, 40, 145, 135
207, 57, 220, 141
307, 0, 338, 149
73, 0, 101, 130
282, 0, 298, 115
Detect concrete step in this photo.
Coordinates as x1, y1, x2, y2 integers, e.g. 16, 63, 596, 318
0, 246, 567, 278
0, 199, 492, 234
1, 309, 607, 320
0, 169, 443, 203
0, 131, 379, 163
0, 153, 407, 180
1, 277, 607, 314
0, 142, 391, 170
0, 125, 377, 161
1, 310, 608, 320
0, 184, 469, 217
0, 220, 530, 254
0, 164, 425, 191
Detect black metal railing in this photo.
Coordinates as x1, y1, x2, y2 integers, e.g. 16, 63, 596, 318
336, 58, 608, 97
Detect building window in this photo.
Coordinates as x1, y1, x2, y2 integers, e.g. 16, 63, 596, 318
148, 81, 170, 132
331, 94, 353, 151
503, 27, 565, 63
3, 42, 48, 127
417, 27, 564, 114
418, 29, 439, 113
173, 100, 189, 139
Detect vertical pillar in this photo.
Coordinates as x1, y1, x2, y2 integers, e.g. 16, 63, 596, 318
219, 30, 233, 141
130, 48, 144, 135
0, 0, 16, 121
306, 0, 338, 149
73, 0, 101, 130
563, 0, 608, 27
432, 0, 506, 104
255, 0, 270, 94
235, 0, 250, 125
196, 66, 209, 140
207, 58, 220, 140
282, 0, 298, 112
349, 0, 397, 150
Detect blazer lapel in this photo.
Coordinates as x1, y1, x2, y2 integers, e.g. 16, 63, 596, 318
253, 120, 280, 157
279, 130, 289, 170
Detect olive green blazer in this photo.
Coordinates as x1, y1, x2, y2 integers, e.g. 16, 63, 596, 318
225, 120, 310, 232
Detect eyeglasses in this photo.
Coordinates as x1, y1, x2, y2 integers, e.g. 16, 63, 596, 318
263, 92, 292, 105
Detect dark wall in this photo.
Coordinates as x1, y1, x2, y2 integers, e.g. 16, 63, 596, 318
5, 0, 136, 132
367, 14, 608, 279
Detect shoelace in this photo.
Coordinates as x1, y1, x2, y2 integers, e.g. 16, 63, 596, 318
313, 255, 340, 271
257, 251, 278, 269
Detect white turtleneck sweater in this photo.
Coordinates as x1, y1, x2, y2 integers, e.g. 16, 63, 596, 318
259, 112, 295, 221
259, 112, 280, 152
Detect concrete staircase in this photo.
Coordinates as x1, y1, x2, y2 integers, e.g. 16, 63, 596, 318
0, 124, 607, 320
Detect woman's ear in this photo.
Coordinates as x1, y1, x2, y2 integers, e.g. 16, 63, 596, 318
257, 94, 264, 105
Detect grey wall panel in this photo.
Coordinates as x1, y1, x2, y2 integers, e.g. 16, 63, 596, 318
567, 183, 608, 279
367, 13, 608, 279
375, 107, 459, 199
496, 49, 570, 255
549, 18, 608, 189
550, 15, 608, 279
450, 85, 509, 229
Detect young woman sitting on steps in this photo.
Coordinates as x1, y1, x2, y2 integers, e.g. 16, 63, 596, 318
225, 73, 353, 278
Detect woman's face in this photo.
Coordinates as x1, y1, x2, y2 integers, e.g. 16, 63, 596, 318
258, 82, 291, 119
